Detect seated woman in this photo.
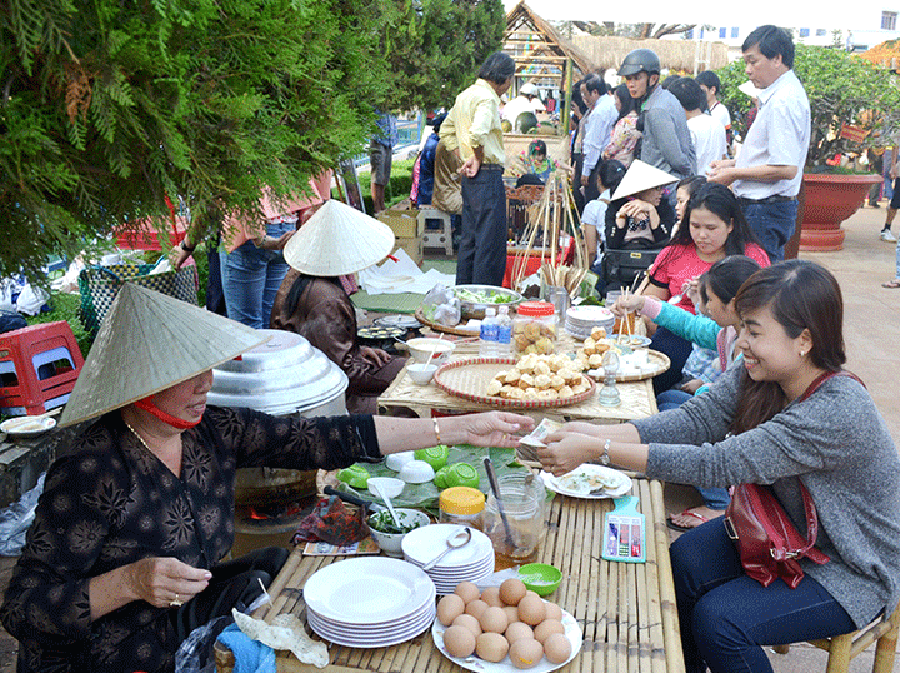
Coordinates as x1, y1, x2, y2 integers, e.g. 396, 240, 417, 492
516, 139, 571, 188
0, 283, 532, 673
640, 182, 770, 394
604, 159, 677, 252
271, 200, 405, 414
537, 260, 900, 673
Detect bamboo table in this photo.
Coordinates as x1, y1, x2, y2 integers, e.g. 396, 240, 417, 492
215, 477, 684, 673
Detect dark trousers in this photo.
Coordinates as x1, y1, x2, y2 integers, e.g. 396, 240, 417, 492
672, 519, 855, 673
583, 163, 601, 205
172, 546, 289, 642
741, 200, 797, 263
650, 326, 693, 395
458, 167, 507, 286
572, 152, 585, 214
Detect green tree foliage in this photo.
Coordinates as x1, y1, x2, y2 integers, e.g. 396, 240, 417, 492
716, 44, 900, 169
1, 0, 503, 278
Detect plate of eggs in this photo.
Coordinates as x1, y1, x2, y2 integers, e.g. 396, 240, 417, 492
432, 578, 582, 672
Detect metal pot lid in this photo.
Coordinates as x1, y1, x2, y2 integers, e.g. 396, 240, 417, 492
373, 314, 422, 329
215, 330, 314, 373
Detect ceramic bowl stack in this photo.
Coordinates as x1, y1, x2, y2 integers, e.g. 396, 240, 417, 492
565, 305, 616, 340
303, 557, 436, 648
401, 523, 495, 594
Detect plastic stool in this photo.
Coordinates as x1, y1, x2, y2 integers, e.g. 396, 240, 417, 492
0, 321, 84, 416
418, 207, 454, 255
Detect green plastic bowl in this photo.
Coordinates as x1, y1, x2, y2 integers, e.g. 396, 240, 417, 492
518, 563, 562, 596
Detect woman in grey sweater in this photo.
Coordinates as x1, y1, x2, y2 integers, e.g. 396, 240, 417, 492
537, 260, 900, 673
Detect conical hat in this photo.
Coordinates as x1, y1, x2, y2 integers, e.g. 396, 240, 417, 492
610, 160, 678, 201
59, 284, 270, 427
283, 200, 395, 276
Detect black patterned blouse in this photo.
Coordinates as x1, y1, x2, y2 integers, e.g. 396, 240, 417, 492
0, 406, 380, 673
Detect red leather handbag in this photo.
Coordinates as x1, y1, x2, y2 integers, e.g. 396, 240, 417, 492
724, 370, 863, 588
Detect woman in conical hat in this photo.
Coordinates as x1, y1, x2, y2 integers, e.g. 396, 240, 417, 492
604, 159, 678, 252
0, 284, 533, 673
271, 200, 405, 414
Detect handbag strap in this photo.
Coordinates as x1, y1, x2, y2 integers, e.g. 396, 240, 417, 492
799, 370, 864, 402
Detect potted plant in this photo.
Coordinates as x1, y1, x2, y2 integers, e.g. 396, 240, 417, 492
718, 43, 900, 251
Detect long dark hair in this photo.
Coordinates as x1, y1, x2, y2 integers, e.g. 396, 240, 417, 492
698, 255, 762, 307
671, 182, 759, 256
284, 273, 343, 318
730, 260, 846, 434
614, 84, 638, 120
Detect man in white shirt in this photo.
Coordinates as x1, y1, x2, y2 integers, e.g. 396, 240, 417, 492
581, 77, 618, 203
669, 77, 727, 177
707, 25, 810, 262
696, 70, 732, 149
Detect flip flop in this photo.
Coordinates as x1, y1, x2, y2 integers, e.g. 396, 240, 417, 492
882, 280, 900, 289
666, 509, 710, 532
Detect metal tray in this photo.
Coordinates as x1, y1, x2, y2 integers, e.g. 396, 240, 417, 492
452, 284, 523, 320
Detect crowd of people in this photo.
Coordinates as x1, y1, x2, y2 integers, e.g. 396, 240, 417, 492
1, 25, 898, 673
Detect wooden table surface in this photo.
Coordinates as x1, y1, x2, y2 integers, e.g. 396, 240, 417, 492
378, 342, 658, 425
215, 477, 684, 673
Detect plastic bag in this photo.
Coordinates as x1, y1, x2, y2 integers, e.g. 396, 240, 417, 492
0, 473, 45, 556
15, 283, 49, 316
175, 615, 230, 673
421, 284, 460, 326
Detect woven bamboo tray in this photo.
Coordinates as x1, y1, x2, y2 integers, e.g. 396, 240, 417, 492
415, 307, 483, 337
586, 349, 670, 382
433, 357, 595, 409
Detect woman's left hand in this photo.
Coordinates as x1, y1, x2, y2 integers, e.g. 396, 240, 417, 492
458, 412, 534, 448
360, 346, 390, 367
537, 432, 598, 476
619, 199, 651, 219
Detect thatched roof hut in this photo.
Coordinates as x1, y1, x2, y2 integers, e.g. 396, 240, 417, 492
570, 35, 730, 74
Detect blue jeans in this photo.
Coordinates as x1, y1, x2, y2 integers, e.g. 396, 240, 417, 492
672, 518, 855, 673
650, 327, 694, 396
740, 200, 798, 263
220, 221, 293, 329
656, 389, 730, 511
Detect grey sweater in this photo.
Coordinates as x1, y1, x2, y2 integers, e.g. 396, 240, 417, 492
633, 364, 900, 628
640, 86, 695, 179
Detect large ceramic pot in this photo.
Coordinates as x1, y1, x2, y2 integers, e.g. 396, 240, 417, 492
800, 173, 882, 251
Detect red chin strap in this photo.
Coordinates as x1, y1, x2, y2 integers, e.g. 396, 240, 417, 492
134, 397, 201, 430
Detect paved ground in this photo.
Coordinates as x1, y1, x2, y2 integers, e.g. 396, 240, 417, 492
0, 203, 896, 672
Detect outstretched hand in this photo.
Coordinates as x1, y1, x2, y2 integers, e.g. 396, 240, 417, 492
123, 557, 211, 609
612, 293, 645, 317
537, 431, 597, 476
460, 412, 534, 448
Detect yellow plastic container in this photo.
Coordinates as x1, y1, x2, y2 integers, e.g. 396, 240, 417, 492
439, 487, 486, 530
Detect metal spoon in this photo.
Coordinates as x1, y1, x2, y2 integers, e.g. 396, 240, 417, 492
368, 481, 402, 530
423, 527, 472, 571
484, 457, 517, 549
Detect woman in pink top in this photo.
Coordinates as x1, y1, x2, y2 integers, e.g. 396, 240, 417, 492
219, 172, 333, 328
642, 182, 769, 393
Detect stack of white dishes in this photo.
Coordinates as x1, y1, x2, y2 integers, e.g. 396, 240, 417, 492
303, 557, 436, 648
401, 524, 495, 594
565, 305, 616, 340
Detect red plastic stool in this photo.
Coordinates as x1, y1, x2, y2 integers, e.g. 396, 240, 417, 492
0, 321, 84, 416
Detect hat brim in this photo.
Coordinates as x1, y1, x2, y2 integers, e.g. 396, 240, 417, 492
610, 160, 678, 201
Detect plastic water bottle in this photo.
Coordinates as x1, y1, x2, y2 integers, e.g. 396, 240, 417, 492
496, 305, 512, 357
480, 307, 498, 357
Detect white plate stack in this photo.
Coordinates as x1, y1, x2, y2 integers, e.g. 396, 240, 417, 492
303, 557, 436, 648
401, 524, 495, 594
565, 305, 616, 340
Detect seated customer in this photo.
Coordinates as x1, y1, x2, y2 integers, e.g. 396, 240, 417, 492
0, 283, 532, 673
604, 159, 677, 251
538, 260, 900, 673
271, 201, 407, 414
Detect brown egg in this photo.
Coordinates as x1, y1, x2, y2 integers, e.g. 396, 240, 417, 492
509, 637, 544, 669
437, 594, 466, 626
505, 621, 534, 644
523, 590, 541, 602
452, 613, 482, 637
479, 606, 509, 634
503, 606, 520, 624
475, 632, 510, 663
533, 619, 565, 644
517, 594, 547, 626
543, 601, 563, 622
481, 586, 503, 607
499, 578, 527, 606
465, 598, 489, 620
444, 624, 477, 658
455, 581, 481, 604
544, 632, 572, 664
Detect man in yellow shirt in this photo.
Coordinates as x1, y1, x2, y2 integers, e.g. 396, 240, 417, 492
441, 52, 514, 285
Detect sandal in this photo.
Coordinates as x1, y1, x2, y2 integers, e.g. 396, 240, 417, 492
882, 280, 900, 289
666, 509, 710, 532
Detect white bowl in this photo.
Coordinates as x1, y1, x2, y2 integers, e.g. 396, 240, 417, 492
407, 363, 438, 385
367, 477, 405, 499
398, 460, 436, 483
385, 451, 416, 472
406, 338, 455, 364
367, 509, 432, 556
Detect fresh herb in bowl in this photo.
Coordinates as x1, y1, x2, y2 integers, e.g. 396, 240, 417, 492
367, 510, 427, 535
